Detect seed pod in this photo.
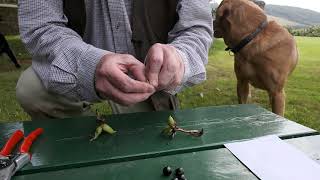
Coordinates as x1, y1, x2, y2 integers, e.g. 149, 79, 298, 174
101, 123, 117, 134
168, 116, 176, 128
162, 126, 173, 136
90, 126, 103, 141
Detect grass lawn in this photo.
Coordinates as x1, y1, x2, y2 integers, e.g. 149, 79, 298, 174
0, 36, 319, 131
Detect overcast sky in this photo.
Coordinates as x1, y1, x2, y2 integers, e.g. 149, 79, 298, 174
264, 0, 320, 12
215, 0, 320, 13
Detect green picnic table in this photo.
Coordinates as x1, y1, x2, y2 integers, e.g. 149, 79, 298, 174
0, 104, 319, 179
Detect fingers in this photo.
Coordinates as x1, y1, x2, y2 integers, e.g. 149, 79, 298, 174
107, 67, 154, 93
129, 63, 147, 82
158, 48, 176, 90
95, 53, 156, 105
145, 44, 184, 91
146, 44, 163, 87
100, 54, 155, 94
97, 78, 153, 106
95, 46, 185, 106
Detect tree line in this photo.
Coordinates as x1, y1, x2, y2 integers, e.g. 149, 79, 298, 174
287, 26, 320, 37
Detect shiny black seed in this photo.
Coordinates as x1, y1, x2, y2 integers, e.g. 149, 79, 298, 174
172, 178, 179, 180
175, 167, 184, 176
163, 166, 172, 176
178, 174, 187, 180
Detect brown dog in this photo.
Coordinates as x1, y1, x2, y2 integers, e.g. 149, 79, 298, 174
214, 0, 298, 116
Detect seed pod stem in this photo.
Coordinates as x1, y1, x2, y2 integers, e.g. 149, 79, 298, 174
175, 128, 204, 137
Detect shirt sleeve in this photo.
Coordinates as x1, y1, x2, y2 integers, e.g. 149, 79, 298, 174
167, 0, 214, 94
18, 0, 109, 102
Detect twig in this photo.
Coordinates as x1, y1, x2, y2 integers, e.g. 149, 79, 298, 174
175, 127, 204, 137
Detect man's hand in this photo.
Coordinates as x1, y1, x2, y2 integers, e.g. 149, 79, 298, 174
145, 43, 185, 91
95, 54, 155, 106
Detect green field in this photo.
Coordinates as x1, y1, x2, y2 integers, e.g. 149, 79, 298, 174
0, 36, 319, 131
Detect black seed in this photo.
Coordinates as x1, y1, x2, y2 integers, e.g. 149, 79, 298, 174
163, 166, 172, 176
172, 178, 179, 180
178, 174, 187, 180
175, 167, 184, 176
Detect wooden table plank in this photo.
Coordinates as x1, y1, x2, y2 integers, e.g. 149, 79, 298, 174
12, 135, 320, 180
0, 105, 317, 175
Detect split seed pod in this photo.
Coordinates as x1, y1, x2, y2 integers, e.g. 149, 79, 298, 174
90, 126, 103, 142
101, 123, 117, 134
168, 116, 176, 128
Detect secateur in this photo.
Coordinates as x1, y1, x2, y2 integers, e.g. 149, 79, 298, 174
0, 128, 43, 180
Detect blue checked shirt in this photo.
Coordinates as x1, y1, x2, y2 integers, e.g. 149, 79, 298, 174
18, 0, 213, 102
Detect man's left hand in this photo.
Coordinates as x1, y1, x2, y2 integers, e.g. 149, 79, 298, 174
145, 43, 184, 91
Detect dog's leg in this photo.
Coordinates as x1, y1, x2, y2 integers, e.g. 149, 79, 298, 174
269, 89, 285, 116
237, 80, 249, 104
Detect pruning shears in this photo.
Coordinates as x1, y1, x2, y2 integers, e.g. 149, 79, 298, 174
0, 128, 43, 180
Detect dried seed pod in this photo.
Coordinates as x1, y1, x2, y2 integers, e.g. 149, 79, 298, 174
188, 128, 204, 137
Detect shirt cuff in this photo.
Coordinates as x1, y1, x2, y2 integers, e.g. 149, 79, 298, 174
77, 45, 110, 102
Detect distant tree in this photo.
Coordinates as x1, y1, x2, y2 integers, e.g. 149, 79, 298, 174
286, 26, 320, 37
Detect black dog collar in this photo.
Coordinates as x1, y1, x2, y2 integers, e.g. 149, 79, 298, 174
225, 20, 268, 54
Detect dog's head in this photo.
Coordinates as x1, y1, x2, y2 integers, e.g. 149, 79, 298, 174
214, 0, 266, 43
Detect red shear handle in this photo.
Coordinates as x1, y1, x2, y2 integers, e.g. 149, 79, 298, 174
20, 128, 44, 154
0, 130, 24, 156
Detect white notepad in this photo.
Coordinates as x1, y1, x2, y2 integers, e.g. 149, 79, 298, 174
225, 135, 320, 180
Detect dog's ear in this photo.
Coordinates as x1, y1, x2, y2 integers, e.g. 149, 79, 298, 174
214, 1, 232, 38
217, 1, 231, 19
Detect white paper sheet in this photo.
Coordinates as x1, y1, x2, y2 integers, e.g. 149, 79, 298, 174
225, 135, 320, 180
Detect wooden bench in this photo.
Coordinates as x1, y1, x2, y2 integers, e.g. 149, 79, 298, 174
0, 104, 318, 179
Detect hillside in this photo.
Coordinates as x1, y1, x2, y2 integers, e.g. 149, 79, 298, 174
265, 5, 320, 27
267, 15, 303, 27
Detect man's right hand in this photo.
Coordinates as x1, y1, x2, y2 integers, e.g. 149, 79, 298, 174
95, 54, 155, 106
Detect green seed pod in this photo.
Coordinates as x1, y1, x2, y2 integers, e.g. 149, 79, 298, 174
162, 126, 173, 136
168, 116, 176, 128
101, 123, 117, 134
90, 126, 103, 141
